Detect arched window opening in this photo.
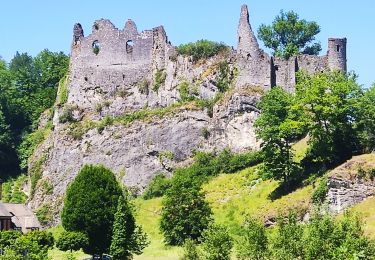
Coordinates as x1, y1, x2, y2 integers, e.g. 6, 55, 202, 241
92, 40, 100, 55
126, 40, 134, 54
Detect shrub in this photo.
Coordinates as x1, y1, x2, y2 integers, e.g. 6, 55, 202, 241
59, 106, 76, 123
143, 174, 171, 200
236, 217, 268, 260
35, 204, 53, 226
153, 69, 167, 92
216, 61, 232, 92
200, 224, 233, 260
177, 40, 229, 62
179, 81, 196, 102
56, 231, 89, 253
201, 127, 210, 139
311, 177, 328, 205
181, 239, 201, 260
97, 116, 114, 134
138, 79, 150, 95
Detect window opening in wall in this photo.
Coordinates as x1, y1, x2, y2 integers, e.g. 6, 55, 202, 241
336, 45, 340, 52
92, 40, 100, 55
275, 65, 279, 71
94, 23, 99, 30
126, 40, 134, 54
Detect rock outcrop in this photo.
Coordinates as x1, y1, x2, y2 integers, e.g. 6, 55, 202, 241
327, 154, 375, 213
28, 4, 348, 224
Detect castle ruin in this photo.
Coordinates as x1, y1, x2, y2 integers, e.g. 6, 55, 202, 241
69, 4, 347, 106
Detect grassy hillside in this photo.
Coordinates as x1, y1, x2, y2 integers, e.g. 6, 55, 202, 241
47, 149, 375, 259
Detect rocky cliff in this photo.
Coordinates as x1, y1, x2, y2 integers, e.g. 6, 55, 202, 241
27, 4, 348, 224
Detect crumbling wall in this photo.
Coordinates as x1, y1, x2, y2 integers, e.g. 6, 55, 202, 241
236, 5, 272, 90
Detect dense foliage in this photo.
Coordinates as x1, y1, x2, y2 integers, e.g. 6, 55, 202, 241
177, 40, 228, 62
160, 180, 213, 246
255, 86, 303, 187
235, 212, 375, 260
61, 165, 123, 256
200, 224, 233, 260
110, 195, 149, 259
142, 174, 171, 200
56, 231, 89, 253
256, 71, 373, 188
0, 50, 68, 178
0, 230, 54, 260
258, 10, 321, 59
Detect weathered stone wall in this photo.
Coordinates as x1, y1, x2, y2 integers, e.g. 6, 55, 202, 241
236, 4, 347, 92
327, 38, 347, 72
236, 5, 272, 90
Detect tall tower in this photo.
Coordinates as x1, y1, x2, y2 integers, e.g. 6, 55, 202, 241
237, 4, 260, 58
327, 38, 347, 72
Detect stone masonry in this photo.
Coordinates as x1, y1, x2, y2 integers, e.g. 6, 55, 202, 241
236, 5, 347, 92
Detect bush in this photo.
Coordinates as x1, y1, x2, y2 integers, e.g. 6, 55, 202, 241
177, 40, 228, 62
311, 177, 328, 205
200, 224, 233, 260
35, 204, 52, 226
153, 69, 166, 92
56, 231, 88, 253
236, 217, 268, 260
143, 174, 171, 200
59, 106, 76, 123
181, 239, 201, 260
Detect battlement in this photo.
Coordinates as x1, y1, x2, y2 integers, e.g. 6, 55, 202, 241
71, 19, 172, 69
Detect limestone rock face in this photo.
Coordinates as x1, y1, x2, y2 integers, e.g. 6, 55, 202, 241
28, 4, 349, 224
326, 154, 375, 213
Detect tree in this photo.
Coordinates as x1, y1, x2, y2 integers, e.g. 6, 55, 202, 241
56, 231, 88, 253
110, 195, 149, 259
355, 84, 375, 152
160, 173, 212, 245
258, 10, 321, 59
61, 165, 123, 256
296, 71, 362, 167
200, 224, 233, 260
236, 217, 268, 260
255, 86, 304, 187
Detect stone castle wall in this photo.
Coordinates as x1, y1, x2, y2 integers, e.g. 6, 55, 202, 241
236, 5, 347, 92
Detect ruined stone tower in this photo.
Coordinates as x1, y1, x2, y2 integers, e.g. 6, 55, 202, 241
327, 38, 347, 72
235, 4, 347, 92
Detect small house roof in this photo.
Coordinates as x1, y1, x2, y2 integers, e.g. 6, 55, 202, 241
2, 203, 41, 232
0, 203, 12, 217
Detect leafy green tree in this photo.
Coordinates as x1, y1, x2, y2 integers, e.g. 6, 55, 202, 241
160, 173, 212, 245
110, 195, 149, 259
255, 86, 304, 187
200, 224, 233, 260
296, 71, 362, 167
236, 217, 268, 260
258, 10, 321, 59
61, 165, 122, 256
355, 83, 375, 152
56, 231, 88, 253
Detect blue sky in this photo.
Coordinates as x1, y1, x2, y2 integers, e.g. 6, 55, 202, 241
1, 0, 374, 87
